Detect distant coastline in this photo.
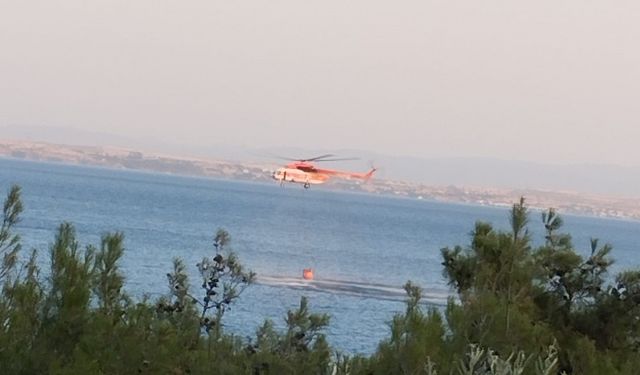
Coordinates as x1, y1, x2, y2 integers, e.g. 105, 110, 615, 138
2, 139, 639, 221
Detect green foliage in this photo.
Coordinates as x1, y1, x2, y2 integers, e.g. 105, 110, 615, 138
0, 249, 43, 373
93, 232, 126, 314
361, 281, 449, 374
0, 184, 23, 283
452, 341, 560, 375
0, 185, 266, 374
195, 229, 256, 338
438, 201, 640, 374
39, 223, 96, 367
541, 208, 571, 249
456, 344, 526, 375
246, 296, 332, 374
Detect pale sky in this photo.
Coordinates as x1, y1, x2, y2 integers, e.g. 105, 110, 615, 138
1, 1, 639, 165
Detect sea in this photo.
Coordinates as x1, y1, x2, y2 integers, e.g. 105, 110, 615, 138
1, 157, 639, 354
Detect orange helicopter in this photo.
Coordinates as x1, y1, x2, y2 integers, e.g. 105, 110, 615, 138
272, 154, 376, 189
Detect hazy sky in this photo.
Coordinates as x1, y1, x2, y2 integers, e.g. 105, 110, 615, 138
1, 1, 639, 165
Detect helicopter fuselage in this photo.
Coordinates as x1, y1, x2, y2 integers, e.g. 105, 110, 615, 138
272, 160, 375, 189
272, 167, 329, 188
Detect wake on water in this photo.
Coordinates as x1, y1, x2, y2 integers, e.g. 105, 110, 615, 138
255, 275, 452, 306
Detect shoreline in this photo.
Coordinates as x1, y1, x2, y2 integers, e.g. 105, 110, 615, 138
1, 139, 639, 222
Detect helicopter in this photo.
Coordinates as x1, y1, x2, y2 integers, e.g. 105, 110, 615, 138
272, 154, 376, 189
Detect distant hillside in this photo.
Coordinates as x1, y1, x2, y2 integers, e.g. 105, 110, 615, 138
0, 125, 253, 162
2, 126, 640, 197
2, 139, 640, 220
367, 156, 640, 198
1, 125, 140, 148
256, 147, 640, 198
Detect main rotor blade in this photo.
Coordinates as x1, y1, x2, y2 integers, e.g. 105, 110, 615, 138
268, 153, 359, 162
266, 154, 304, 161
313, 157, 360, 162
305, 154, 336, 161
269, 154, 335, 162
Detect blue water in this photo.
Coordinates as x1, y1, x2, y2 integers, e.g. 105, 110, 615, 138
2, 157, 640, 354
